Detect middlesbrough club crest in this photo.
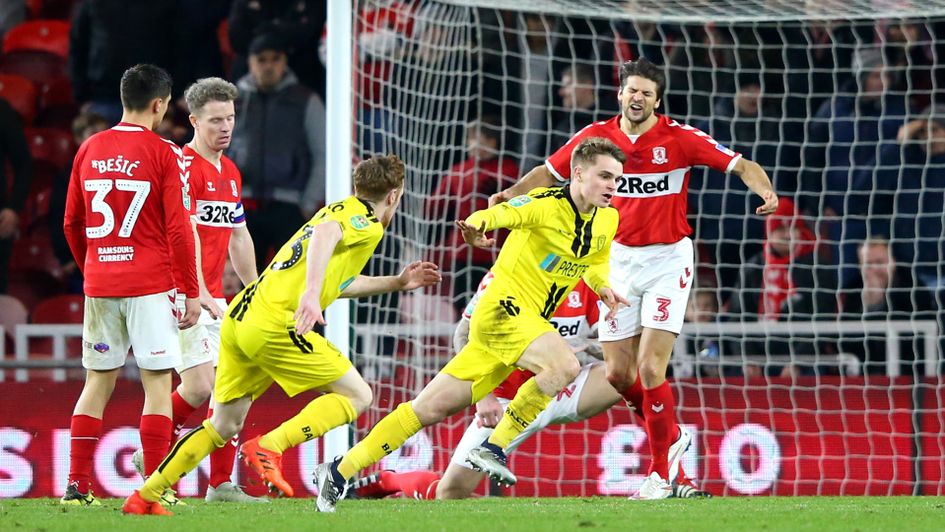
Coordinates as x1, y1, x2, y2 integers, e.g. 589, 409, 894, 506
651, 146, 668, 164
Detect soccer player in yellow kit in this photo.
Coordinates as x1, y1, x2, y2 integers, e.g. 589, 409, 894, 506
315, 137, 629, 513
122, 154, 441, 515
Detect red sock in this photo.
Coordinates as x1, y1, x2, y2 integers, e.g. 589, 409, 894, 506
208, 405, 237, 488
68, 415, 103, 493
354, 470, 402, 499
423, 479, 440, 500
139, 414, 173, 477
171, 390, 200, 438
621, 377, 646, 421
642, 381, 676, 480
395, 471, 441, 500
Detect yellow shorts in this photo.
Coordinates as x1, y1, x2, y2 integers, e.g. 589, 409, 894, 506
441, 298, 554, 402
214, 312, 352, 403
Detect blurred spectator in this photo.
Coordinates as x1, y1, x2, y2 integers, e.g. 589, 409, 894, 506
426, 116, 518, 314
549, 63, 602, 150
0, 1, 25, 42
839, 238, 935, 375
684, 286, 727, 377
514, 12, 557, 170
883, 20, 935, 110
0, 98, 32, 293
228, 0, 325, 97
175, 0, 231, 87
68, 0, 183, 124
664, 23, 736, 120
49, 112, 109, 294
858, 103, 945, 290
727, 198, 838, 373
227, 33, 326, 270
802, 47, 913, 284
693, 72, 798, 296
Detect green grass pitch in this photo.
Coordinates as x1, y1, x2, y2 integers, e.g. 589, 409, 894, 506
2, 496, 944, 531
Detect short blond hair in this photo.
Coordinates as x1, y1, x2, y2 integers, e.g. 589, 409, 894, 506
354, 154, 406, 201
184, 77, 238, 115
571, 137, 626, 171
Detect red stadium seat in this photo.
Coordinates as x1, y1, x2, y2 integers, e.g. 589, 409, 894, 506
25, 127, 74, 172
31, 294, 84, 324
26, 0, 74, 20
0, 74, 37, 125
10, 234, 61, 277
36, 76, 77, 128
20, 186, 52, 232
0, 51, 67, 86
3, 20, 70, 58
7, 269, 65, 313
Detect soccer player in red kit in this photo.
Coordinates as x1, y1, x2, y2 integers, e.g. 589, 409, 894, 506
129, 77, 263, 504
492, 58, 778, 499
60, 64, 201, 506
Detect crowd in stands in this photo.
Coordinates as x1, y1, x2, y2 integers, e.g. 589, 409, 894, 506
1, 1, 944, 378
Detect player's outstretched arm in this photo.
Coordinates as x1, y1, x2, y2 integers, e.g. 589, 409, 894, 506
294, 221, 343, 335
341, 261, 442, 298
489, 164, 557, 206
731, 158, 778, 215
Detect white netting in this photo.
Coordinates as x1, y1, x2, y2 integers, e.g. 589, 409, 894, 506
348, 0, 945, 496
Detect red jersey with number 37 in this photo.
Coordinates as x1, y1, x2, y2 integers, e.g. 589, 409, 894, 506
63, 123, 198, 298
183, 145, 246, 298
545, 114, 741, 247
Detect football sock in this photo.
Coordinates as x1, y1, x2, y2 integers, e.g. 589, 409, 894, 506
392, 470, 441, 500
171, 390, 200, 438
207, 407, 239, 488
643, 380, 676, 479
259, 393, 357, 454
68, 415, 102, 493
487, 377, 553, 449
621, 376, 646, 420
139, 414, 172, 477
337, 402, 422, 480
141, 419, 225, 503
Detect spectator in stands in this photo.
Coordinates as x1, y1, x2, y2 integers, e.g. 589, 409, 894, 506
664, 23, 736, 120
693, 72, 799, 296
0, 1, 25, 42
727, 198, 838, 374
883, 20, 935, 110
426, 116, 519, 314
802, 47, 913, 284
857, 103, 945, 291
68, 1, 182, 124
228, 0, 325, 96
227, 33, 326, 271
839, 238, 935, 375
0, 97, 32, 293
549, 64, 602, 150
49, 112, 109, 294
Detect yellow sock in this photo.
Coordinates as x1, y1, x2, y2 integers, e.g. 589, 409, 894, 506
488, 377, 553, 449
337, 402, 421, 480
140, 419, 225, 502
259, 393, 357, 453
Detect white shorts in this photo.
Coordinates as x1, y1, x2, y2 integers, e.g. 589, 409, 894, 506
449, 362, 598, 469
598, 237, 694, 340
82, 290, 182, 371
177, 298, 226, 372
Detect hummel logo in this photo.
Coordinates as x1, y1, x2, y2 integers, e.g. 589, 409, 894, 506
651, 402, 665, 413
678, 267, 692, 289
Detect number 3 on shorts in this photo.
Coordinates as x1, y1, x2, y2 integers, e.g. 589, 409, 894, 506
653, 297, 671, 322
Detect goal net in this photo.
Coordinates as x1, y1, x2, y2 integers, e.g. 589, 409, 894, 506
347, 0, 945, 496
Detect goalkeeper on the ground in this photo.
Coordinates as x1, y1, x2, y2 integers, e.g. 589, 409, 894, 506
313, 137, 628, 513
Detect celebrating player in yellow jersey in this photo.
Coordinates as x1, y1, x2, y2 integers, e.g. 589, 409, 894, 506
314, 137, 629, 513
123, 154, 442, 516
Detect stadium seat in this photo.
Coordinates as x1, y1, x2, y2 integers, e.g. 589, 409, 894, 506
0, 50, 66, 86
25, 127, 74, 172
10, 234, 61, 277
2, 20, 70, 58
35, 76, 76, 127
26, 0, 74, 20
0, 74, 37, 125
31, 294, 84, 324
20, 186, 52, 232
0, 293, 28, 338
7, 269, 65, 313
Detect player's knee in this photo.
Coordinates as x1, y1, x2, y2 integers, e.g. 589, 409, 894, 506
214, 418, 242, 441
435, 482, 469, 500
605, 366, 631, 392
638, 360, 666, 387
345, 381, 374, 414
555, 357, 581, 384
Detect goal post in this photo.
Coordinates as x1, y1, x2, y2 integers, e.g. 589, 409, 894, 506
341, 0, 945, 496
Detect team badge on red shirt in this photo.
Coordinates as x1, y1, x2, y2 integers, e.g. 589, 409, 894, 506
651, 146, 668, 164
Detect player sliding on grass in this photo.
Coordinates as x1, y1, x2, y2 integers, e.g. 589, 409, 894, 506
349, 274, 709, 500
491, 57, 778, 499
314, 137, 627, 513
122, 154, 441, 516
